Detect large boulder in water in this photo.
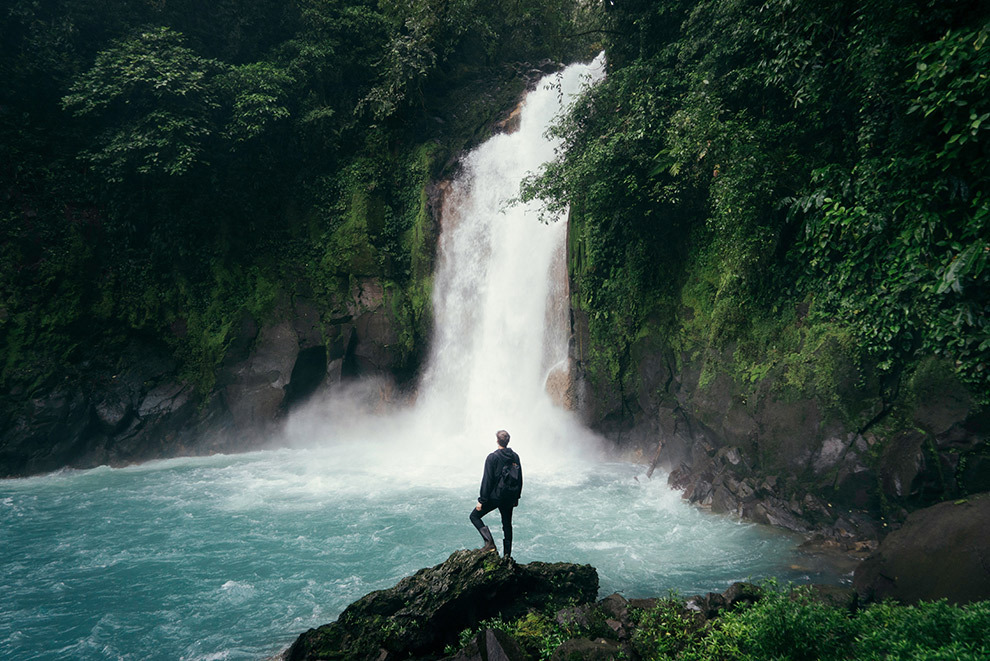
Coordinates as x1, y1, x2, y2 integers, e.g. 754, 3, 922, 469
286, 549, 598, 661
854, 492, 990, 605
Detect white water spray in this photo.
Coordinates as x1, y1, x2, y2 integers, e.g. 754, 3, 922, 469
415, 55, 606, 460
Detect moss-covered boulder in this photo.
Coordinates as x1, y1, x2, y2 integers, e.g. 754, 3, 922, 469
286, 550, 599, 661
854, 492, 990, 605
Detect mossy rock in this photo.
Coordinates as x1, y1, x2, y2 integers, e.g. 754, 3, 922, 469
854, 492, 990, 605
287, 550, 598, 661
906, 357, 975, 436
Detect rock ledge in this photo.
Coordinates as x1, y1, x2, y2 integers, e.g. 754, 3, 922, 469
286, 549, 598, 661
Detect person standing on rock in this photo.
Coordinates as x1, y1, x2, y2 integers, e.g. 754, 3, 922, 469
470, 429, 522, 559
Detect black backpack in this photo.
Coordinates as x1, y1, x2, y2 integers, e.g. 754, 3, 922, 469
491, 459, 522, 504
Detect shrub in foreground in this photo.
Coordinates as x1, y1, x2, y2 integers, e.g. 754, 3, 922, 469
450, 582, 990, 660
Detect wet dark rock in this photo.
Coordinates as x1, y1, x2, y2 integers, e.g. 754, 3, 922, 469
493, 104, 523, 135
684, 592, 728, 620
283, 345, 328, 409
221, 320, 298, 428
138, 381, 192, 418
722, 581, 762, 608
93, 391, 133, 433
832, 462, 877, 510
604, 618, 625, 638
556, 604, 593, 630
219, 311, 260, 372
878, 431, 927, 500
324, 323, 355, 386
341, 278, 401, 375
549, 638, 621, 661
291, 297, 324, 349
745, 497, 811, 532
597, 593, 629, 622
287, 550, 598, 661
722, 474, 754, 501
656, 432, 691, 474
718, 446, 745, 469
0, 388, 91, 476
805, 584, 858, 611
684, 581, 762, 622
444, 628, 529, 661
812, 436, 849, 474
734, 477, 757, 501
627, 597, 658, 612
596, 593, 632, 640
958, 454, 990, 493
522, 59, 564, 90
710, 485, 738, 515
912, 375, 973, 437
352, 308, 399, 372
933, 410, 988, 452
854, 492, 990, 605
758, 475, 778, 494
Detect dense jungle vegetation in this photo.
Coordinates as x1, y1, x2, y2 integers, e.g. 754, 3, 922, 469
0, 0, 593, 402
524, 0, 989, 414
2, 0, 988, 422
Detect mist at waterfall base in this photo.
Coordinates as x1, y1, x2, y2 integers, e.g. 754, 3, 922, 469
1, 57, 847, 661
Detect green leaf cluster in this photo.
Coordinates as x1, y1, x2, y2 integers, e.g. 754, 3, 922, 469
451, 607, 611, 660
621, 582, 990, 661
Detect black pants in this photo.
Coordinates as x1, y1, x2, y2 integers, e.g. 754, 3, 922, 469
470, 502, 513, 543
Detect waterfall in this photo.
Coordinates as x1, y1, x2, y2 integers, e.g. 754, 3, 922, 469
280, 55, 609, 478
413, 55, 606, 462
0, 54, 840, 661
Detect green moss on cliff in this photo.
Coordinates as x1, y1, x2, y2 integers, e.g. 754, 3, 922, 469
664, 248, 874, 433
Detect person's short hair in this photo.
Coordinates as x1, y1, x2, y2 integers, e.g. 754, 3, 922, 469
496, 430, 510, 447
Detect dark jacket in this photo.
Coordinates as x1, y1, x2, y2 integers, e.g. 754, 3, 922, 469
479, 447, 522, 507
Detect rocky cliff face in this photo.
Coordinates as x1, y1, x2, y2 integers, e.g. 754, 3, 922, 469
569, 298, 989, 551
0, 67, 544, 479
568, 286, 990, 602
0, 271, 428, 477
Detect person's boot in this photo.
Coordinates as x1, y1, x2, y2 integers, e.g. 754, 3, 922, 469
502, 537, 512, 560
478, 526, 497, 554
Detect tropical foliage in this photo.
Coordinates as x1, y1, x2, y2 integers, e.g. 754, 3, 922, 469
0, 0, 593, 396
637, 586, 990, 661
449, 583, 990, 661
523, 0, 989, 402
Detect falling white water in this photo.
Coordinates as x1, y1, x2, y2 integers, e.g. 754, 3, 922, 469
414, 54, 606, 463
